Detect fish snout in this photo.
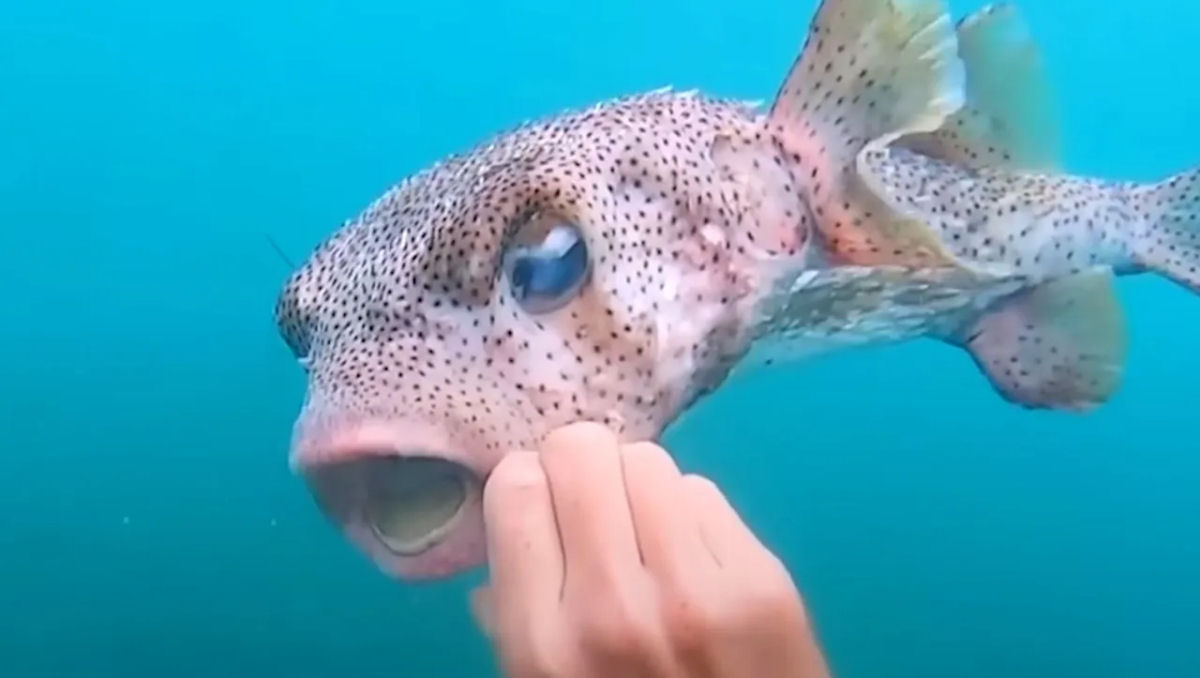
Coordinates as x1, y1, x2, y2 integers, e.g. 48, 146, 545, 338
291, 417, 492, 580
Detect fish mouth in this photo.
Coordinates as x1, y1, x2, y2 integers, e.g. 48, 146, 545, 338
360, 455, 475, 556
298, 442, 489, 580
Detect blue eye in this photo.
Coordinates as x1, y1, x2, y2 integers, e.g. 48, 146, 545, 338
506, 223, 591, 314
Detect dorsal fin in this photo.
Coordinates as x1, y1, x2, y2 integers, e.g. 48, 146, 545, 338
768, 0, 967, 161
896, 3, 1061, 171
767, 0, 969, 268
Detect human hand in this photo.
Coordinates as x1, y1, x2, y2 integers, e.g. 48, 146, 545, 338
470, 422, 830, 678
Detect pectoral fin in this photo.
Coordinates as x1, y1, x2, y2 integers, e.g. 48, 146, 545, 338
740, 263, 1028, 371
956, 270, 1128, 411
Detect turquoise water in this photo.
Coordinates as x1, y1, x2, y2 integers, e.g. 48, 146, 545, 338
2, 1, 1197, 676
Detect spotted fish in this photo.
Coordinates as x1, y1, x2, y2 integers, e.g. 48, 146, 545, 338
274, 0, 1200, 581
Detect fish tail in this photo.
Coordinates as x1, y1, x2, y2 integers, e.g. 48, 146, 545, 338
1128, 167, 1200, 293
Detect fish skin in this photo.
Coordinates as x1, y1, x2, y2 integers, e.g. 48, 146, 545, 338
850, 3, 1200, 411
277, 90, 813, 580
274, 0, 1200, 580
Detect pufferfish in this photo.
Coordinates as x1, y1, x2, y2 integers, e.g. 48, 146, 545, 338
274, 0, 1200, 581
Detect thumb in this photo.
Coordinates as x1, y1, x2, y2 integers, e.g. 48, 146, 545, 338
469, 584, 496, 638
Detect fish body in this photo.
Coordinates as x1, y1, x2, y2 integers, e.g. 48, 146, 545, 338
274, 0, 1200, 580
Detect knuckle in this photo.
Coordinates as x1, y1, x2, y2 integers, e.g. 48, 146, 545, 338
661, 596, 718, 656
733, 576, 805, 631
584, 612, 638, 656
499, 622, 570, 678
578, 595, 656, 661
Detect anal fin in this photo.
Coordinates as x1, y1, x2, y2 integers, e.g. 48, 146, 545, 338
956, 270, 1128, 411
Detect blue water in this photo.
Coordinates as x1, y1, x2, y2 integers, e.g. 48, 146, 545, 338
2, 1, 1197, 676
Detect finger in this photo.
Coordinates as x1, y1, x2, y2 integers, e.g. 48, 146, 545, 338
538, 422, 644, 591
681, 474, 776, 572
482, 451, 565, 628
469, 585, 496, 639
621, 442, 715, 580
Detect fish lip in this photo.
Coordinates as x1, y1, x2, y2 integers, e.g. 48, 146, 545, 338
290, 419, 493, 581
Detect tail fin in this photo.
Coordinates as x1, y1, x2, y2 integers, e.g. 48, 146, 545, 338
1131, 168, 1200, 292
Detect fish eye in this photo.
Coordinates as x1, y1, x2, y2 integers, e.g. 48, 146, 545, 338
505, 221, 591, 314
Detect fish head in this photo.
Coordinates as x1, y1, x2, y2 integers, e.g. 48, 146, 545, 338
275, 93, 811, 581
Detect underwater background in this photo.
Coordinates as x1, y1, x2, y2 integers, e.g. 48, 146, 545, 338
2, 0, 1198, 676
